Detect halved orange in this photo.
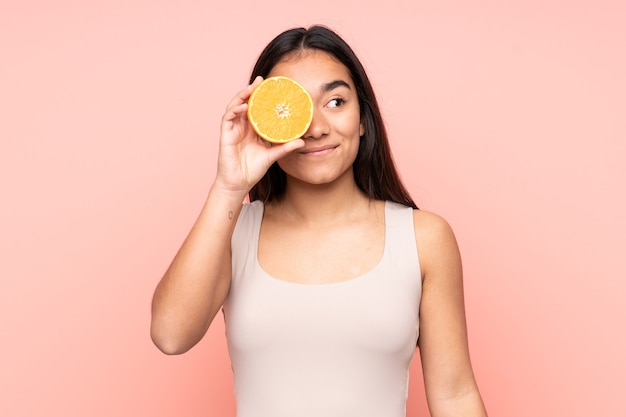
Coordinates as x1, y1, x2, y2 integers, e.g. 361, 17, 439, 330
247, 76, 313, 143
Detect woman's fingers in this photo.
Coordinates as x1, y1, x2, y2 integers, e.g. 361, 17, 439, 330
225, 76, 263, 113
221, 77, 264, 141
223, 102, 248, 123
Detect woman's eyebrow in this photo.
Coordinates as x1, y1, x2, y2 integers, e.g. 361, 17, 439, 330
320, 79, 351, 92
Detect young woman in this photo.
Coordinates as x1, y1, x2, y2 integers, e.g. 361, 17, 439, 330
151, 25, 487, 417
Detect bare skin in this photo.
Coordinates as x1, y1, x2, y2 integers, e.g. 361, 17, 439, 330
151, 50, 487, 416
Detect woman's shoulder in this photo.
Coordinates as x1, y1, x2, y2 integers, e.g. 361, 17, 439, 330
411, 209, 455, 237
411, 209, 461, 273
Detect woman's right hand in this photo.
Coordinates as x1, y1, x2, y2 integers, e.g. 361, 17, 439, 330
214, 76, 305, 195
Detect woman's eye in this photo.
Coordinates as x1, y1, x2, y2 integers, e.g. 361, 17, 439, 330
327, 98, 344, 108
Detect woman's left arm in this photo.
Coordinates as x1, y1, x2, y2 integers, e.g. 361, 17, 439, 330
413, 210, 488, 417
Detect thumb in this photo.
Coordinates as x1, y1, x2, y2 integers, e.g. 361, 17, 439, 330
265, 139, 305, 162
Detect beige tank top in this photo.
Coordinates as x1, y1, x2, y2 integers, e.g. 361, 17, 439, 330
224, 200, 421, 417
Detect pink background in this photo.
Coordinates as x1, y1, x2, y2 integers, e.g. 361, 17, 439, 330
1, 1, 624, 416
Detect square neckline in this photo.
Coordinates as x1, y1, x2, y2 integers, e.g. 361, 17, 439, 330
253, 200, 390, 287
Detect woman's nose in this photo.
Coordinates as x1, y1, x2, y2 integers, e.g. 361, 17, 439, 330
302, 108, 329, 140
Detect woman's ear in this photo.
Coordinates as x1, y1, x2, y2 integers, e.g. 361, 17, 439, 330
359, 121, 365, 136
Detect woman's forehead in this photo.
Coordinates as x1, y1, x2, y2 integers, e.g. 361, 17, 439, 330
268, 50, 354, 92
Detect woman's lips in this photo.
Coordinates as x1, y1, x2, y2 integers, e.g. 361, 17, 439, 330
299, 145, 337, 156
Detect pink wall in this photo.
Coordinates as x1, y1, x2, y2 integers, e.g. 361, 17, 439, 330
1, 1, 624, 416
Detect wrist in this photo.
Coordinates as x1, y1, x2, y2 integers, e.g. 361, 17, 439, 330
208, 181, 249, 206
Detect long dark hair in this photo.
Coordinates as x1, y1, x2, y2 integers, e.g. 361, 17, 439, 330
248, 25, 417, 209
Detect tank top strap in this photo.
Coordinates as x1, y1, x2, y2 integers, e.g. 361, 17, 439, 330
384, 201, 420, 278
231, 200, 264, 285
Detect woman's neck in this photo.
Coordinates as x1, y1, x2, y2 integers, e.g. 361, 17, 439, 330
267, 175, 374, 227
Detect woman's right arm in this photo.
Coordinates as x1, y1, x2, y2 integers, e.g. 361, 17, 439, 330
150, 77, 304, 354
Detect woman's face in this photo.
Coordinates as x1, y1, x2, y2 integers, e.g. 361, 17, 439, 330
267, 49, 364, 187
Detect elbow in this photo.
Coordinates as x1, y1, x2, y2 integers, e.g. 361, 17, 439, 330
150, 321, 196, 355
151, 335, 189, 356
150, 298, 216, 355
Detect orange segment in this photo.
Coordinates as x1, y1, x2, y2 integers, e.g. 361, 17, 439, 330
247, 76, 313, 143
